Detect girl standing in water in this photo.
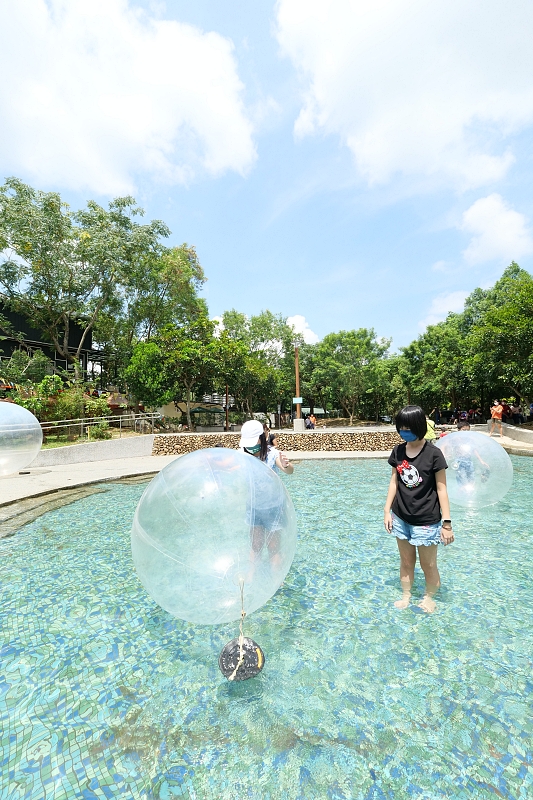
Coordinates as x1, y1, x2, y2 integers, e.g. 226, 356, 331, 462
384, 405, 454, 613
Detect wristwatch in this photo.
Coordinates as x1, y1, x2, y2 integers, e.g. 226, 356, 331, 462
442, 518, 452, 528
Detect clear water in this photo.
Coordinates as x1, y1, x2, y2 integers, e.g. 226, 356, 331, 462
1, 457, 532, 800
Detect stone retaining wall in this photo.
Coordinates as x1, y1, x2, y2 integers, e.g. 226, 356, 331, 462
151, 430, 401, 456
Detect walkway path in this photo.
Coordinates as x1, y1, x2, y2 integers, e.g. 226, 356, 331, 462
477, 430, 533, 457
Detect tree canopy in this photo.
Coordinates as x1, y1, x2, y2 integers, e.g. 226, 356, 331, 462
2, 178, 532, 424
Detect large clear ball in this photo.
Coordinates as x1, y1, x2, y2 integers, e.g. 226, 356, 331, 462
131, 448, 298, 624
435, 431, 513, 508
0, 401, 43, 476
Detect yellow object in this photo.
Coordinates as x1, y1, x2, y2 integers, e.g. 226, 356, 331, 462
425, 418, 437, 441
256, 648, 263, 669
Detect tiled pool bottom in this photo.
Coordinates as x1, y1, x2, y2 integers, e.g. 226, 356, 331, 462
1, 458, 532, 800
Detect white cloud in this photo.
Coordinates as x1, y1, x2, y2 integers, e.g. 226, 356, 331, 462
460, 194, 533, 265
419, 290, 468, 329
211, 316, 224, 337
276, 0, 533, 190
287, 314, 319, 344
0, 0, 256, 194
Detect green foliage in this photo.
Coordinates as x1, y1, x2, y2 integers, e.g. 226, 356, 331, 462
308, 329, 390, 424
83, 393, 110, 418
52, 386, 85, 421
11, 374, 63, 419
0, 177, 170, 380
0, 350, 54, 385
88, 420, 111, 440
399, 263, 533, 412
124, 341, 172, 409
220, 309, 300, 415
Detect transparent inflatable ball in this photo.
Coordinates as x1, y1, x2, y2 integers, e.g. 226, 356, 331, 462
131, 448, 298, 625
436, 431, 513, 508
0, 402, 43, 476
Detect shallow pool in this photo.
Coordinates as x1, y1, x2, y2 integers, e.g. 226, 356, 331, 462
1, 457, 532, 799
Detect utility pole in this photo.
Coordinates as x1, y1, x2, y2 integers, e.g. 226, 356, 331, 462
295, 346, 301, 420
293, 346, 305, 431
225, 383, 229, 432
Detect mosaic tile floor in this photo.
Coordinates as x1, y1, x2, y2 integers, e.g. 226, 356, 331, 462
1, 457, 532, 799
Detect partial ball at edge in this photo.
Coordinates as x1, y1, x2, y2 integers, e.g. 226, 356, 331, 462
0, 402, 43, 476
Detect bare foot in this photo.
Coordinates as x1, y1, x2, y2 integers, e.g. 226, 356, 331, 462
418, 595, 436, 613
394, 594, 411, 609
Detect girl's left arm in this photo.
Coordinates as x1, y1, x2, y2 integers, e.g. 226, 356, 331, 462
435, 469, 454, 545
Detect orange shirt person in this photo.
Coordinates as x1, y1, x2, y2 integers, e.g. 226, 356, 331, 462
489, 400, 503, 437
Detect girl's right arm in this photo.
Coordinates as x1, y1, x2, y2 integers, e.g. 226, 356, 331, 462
383, 468, 397, 533
276, 452, 294, 475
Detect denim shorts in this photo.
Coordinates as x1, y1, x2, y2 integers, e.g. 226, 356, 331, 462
392, 513, 441, 547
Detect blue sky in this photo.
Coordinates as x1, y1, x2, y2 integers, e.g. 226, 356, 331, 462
1, 0, 533, 349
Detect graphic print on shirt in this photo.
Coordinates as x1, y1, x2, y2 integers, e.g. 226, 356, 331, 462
396, 459, 423, 489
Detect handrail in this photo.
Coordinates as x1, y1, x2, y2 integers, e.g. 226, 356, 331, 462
39, 411, 162, 437
39, 412, 161, 427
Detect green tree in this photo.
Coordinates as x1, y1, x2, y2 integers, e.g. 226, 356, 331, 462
311, 329, 390, 424
0, 350, 54, 385
123, 341, 172, 409
220, 309, 300, 417
465, 263, 533, 401
0, 177, 169, 381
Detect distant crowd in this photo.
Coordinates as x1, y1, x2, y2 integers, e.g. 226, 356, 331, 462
429, 401, 533, 427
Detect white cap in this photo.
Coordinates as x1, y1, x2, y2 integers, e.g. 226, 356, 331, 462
239, 419, 264, 449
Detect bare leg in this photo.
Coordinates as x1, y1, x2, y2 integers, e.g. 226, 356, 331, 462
395, 538, 416, 609
489, 419, 495, 436
417, 545, 440, 613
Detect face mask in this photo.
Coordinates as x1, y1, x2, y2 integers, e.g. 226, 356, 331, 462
399, 430, 418, 442
245, 444, 261, 454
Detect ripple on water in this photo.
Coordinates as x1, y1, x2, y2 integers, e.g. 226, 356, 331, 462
1, 456, 532, 799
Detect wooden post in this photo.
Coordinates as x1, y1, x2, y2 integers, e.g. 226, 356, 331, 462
295, 346, 301, 420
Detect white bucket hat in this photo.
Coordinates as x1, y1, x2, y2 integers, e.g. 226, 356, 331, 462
239, 419, 264, 449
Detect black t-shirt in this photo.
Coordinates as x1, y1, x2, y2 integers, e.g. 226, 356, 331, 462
388, 442, 448, 525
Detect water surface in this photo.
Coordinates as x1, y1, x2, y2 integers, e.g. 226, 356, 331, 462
1, 458, 532, 799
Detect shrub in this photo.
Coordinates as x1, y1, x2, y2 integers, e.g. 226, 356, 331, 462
89, 420, 111, 440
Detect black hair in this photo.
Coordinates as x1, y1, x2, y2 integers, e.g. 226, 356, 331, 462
214, 442, 225, 447
395, 405, 427, 440
259, 432, 268, 461
457, 420, 471, 430
245, 432, 269, 461
268, 433, 278, 447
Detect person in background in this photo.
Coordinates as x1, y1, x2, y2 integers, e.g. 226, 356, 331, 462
529, 401, 533, 423
240, 420, 293, 474
501, 401, 512, 424
267, 432, 294, 474
309, 413, 317, 429
430, 407, 441, 425
305, 415, 313, 429
454, 420, 491, 486
510, 401, 522, 426
239, 420, 293, 569
424, 414, 437, 443
489, 400, 503, 437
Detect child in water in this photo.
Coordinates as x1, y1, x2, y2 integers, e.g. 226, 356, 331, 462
384, 405, 454, 613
